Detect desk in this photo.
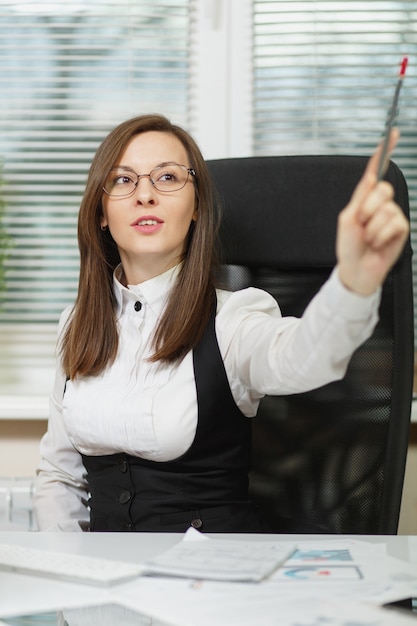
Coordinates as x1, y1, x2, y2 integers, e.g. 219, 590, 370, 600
0, 532, 416, 625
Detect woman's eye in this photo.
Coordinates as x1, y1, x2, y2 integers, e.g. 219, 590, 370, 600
158, 171, 177, 183
114, 174, 134, 185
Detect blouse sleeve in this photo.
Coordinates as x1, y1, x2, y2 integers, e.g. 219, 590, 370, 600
34, 310, 90, 532
215, 268, 380, 414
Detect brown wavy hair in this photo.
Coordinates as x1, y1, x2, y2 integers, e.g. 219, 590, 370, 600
61, 114, 220, 379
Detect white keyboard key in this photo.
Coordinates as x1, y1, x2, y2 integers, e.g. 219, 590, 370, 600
0, 543, 143, 586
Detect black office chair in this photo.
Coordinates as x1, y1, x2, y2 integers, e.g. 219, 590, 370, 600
207, 155, 414, 534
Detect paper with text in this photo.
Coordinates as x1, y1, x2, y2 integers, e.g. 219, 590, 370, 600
143, 529, 296, 582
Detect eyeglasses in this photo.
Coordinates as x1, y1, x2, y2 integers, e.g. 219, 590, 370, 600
103, 163, 196, 197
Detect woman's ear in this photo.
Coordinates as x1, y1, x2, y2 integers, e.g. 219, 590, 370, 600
100, 215, 108, 230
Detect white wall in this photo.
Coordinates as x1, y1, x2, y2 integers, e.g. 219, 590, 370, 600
189, 0, 253, 159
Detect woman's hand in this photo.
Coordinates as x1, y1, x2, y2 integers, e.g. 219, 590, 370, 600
336, 129, 410, 295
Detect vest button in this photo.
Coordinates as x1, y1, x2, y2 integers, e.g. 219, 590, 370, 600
121, 522, 133, 531
134, 301, 142, 312
118, 459, 128, 473
118, 490, 131, 505
191, 518, 203, 529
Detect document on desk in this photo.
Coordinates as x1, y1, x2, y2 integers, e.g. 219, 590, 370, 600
118, 538, 417, 626
142, 528, 296, 582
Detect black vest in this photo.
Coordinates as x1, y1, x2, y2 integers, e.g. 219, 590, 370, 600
81, 303, 263, 532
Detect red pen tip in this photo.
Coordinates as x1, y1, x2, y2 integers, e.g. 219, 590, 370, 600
400, 56, 408, 77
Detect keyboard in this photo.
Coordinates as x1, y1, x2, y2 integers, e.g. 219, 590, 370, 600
0, 543, 144, 586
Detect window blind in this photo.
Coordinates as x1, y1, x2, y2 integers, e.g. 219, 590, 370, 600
253, 0, 417, 343
0, 0, 191, 395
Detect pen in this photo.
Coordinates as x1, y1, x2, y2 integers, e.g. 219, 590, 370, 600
376, 56, 408, 181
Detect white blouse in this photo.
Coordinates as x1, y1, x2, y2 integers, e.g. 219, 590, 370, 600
34, 265, 380, 531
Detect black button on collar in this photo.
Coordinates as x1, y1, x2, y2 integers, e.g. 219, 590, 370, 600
134, 301, 142, 312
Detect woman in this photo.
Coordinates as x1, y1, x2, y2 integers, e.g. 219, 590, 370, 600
34, 114, 409, 532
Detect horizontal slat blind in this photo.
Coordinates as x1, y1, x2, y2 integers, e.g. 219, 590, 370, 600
0, 0, 190, 395
253, 0, 417, 343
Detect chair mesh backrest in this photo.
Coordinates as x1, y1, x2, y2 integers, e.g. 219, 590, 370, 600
207, 156, 414, 534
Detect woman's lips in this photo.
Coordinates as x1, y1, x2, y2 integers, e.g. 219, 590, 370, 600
131, 216, 163, 234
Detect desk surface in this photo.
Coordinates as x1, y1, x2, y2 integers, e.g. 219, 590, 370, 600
0, 532, 416, 625
1, 530, 416, 562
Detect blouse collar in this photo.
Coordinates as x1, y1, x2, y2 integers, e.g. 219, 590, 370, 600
113, 263, 181, 318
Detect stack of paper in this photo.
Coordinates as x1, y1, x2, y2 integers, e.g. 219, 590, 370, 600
143, 529, 296, 582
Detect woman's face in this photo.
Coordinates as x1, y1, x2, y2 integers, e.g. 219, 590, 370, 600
101, 131, 197, 284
